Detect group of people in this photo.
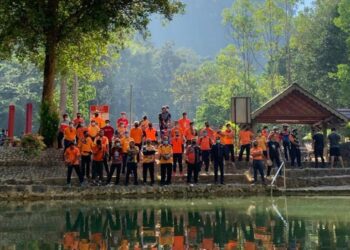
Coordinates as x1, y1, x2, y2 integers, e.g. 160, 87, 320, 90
59, 106, 345, 187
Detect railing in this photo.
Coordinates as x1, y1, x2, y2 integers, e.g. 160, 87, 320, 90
270, 161, 286, 195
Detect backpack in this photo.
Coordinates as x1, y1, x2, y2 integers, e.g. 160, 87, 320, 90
186, 146, 196, 164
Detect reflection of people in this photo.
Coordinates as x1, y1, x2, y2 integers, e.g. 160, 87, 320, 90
225, 222, 238, 250
63, 211, 81, 249
123, 210, 140, 249
288, 219, 306, 250
160, 208, 174, 249
105, 209, 122, 249
318, 222, 334, 249
142, 209, 157, 249
241, 220, 256, 250
188, 211, 202, 249
201, 215, 214, 250
173, 215, 185, 250
90, 209, 107, 250
214, 209, 227, 249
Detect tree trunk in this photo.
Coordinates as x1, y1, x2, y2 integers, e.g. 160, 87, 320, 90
59, 76, 67, 116
72, 73, 79, 116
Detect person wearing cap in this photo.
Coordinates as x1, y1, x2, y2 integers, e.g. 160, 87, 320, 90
211, 136, 225, 184
142, 139, 157, 185
185, 122, 198, 145
223, 123, 235, 162
280, 124, 291, 161
78, 130, 94, 179
250, 140, 265, 185
94, 130, 110, 176
58, 113, 70, 149
313, 127, 325, 168
64, 142, 84, 187
88, 120, 100, 140
238, 126, 254, 162
144, 123, 158, 144
107, 138, 123, 185
178, 112, 191, 132
289, 128, 301, 168
130, 121, 143, 152
64, 121, 77, 151
158, 136, 173, 185
125, 140, 139, 185
159, 106, 171, 131
73, 112, 85, 127
121, 131, 133, 174
102, 120, 114, 155
198, 129, 213, 174
140, 116, 150, 131
117, 112, 129, 129
171, 130, 184, 176
91, 112, 105, 128
186, 138, 201, 184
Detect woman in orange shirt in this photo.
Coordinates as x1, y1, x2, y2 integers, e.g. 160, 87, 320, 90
92, 139, 106, 183
64, 142, 84, 186
238, 126, 254, 162
250, 140, 265, 185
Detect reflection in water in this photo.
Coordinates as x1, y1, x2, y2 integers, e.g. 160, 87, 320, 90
1, 201, 350, 250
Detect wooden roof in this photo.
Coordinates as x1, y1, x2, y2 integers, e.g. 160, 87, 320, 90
252, 84, 348, 125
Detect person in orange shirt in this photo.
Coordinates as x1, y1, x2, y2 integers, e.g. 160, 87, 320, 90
76, 122, 88, 142
178, 112, 191, 133
173, 215, 185, 250
171, 121, 184, 139
158, 136, 173, 185
172, 131, 184, 176
91, 112, 105, 128
198, 130, 213, 174
238, 125, 254, 162
143, 123, 158, 144
64, 121, 77, 150
140, 115, 150, 131
224, 123, 235, 162
250, 140, 265, 185
94, 130, 110, 177
185, 122, 198, 145
201, 122, 216, 141
64, 142, 83, 186
141, 139, 157, 185
262, 126, 269, 139
130, 121, 143, 151
121, 131, 132, 174
92, 139, 106, 183
78, 131, 94, 179
268, 126, 281, 143
58, 113, 70, 149
73, 112, 85, 127
88, 120, 100, 140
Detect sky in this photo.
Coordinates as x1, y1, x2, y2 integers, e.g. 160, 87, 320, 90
148, 0, 314, 58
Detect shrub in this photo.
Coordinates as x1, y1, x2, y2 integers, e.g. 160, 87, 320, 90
39, 101, 59, 147
21, 133, 46, 156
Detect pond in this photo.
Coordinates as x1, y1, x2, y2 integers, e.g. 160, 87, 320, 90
0, 196, 349, 249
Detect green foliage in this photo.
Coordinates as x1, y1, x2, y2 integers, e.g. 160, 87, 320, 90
20, 133, 46, 157
39, 101, 59, 147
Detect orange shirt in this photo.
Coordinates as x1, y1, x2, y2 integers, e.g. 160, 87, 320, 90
73, 117, 84, 127
202, 238, 214, 250
251, 146, 263, 160
198, 136, 212, 151
64, 127, 76, 141
239, 130, 253, 145
78, 137, 94, 156
64, 146, 80, 165
92, 145, 105, 161
172, 137, 184, 154
256, 135, 267, 151
121, 137, 132, 153
88, 125, 100, 138
130, 127, 143, 144
145, 128, 157, 141
173, 236, 185, 250
158, 145, 173, 164
94, 135, 109, 147
178, 118, 191, 132
185, 127, 197, 141
201, 127, 216, 141
224, 129, 234, 145
76, 127, 88, 141
92, 117, 105, 128
140, 119, 150, 131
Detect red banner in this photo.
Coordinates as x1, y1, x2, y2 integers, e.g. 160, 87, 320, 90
89, 105, 110, 121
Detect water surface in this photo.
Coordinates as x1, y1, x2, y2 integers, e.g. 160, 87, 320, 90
0, 197, 349, 249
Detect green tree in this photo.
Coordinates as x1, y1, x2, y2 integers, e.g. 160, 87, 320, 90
0, 0, 184, 144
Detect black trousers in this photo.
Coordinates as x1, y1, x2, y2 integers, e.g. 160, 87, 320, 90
187, 163, 199, 183
253, 160, 265, 183
81, 155, 91, 178
267, 154, 282, 176
122, 154, 128, 174
315, 148, 325, 168
107, 163, 122, 184
160, 163, 172, 185
67, 165, 83, 184
290, 146, 301, 167
173, 153, 183, 172
92, 160, 103, 181
125, 162, 138, 185
202, 150, 210, 171
103, 155, 109, 176
57, 132, 64, 148
238, 144, 251, 161
225, 144, 235, 162
214, 160, 224, 184
143, 162, 155, 184
283, 141, 291, 161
